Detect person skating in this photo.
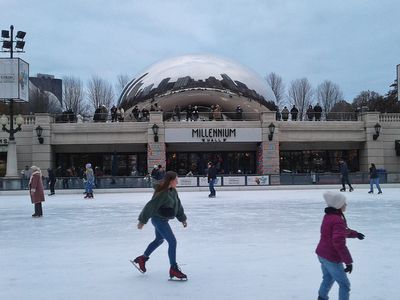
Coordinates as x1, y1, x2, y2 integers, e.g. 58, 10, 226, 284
29, 166, 45, 217
47, 168, 57, 196
316, 191, 365, 300
132, 171, 188, 280
207, 162, 217, 198
83, 163, 95, 199
339, 159, 354, 192
368, 163, 382, 194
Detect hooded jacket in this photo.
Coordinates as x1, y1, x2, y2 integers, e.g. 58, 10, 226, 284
315, 207, 358, 265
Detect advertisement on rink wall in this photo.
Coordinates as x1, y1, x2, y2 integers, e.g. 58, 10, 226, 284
199, 177, 222, 187
178, 177, 198, 187
247, 175, 270, 186
0, 58, 29, 101
223, 176, 246, 185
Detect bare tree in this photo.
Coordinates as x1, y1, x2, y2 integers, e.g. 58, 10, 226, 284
115, 74, 130, 103
316, 80, 343, 116
63, 76, 88, 114
287, 78, 313, 120
86, 75, 114, 112
266, 72, 285, 107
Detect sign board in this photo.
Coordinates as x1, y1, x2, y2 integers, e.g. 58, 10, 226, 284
165, 128, 262, 143
247, 175, 270, 186
0, 58, 29, 101
199, 176, 222, 187
178, 177, 198, 187
223, 176, 246, 185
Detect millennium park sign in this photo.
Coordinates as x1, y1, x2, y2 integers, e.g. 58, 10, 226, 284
165, 128, 262, 143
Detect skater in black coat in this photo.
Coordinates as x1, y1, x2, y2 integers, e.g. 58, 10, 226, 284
339, 159, 354, 192
207, 162, 217, 198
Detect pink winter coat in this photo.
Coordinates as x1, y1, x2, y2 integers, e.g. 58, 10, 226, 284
29, 171, 45, 204
315, 208, 358, 265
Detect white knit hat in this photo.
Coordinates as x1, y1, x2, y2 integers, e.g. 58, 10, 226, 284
85, 163, 92, 169
323, 191, 346, 209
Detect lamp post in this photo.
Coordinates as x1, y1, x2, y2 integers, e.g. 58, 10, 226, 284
268, 122, 275, 141
1, 25, 27, 177
152, 123, 159, 142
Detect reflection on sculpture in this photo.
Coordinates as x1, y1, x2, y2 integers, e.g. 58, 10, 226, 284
118, 54, 276, 120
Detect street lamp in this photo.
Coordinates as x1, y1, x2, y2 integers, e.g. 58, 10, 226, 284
1, 25, 27, 177
152, 123, 159, 142
268, 122, 275, 141
35, 125, 44, 144
373, 123, 381, 141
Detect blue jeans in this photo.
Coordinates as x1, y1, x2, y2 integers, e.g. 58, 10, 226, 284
369, 178, 382, 193
318, 256, 350, 300
209, 178, 216, 195
144, 216, 177, 266
85, 181, 94, 193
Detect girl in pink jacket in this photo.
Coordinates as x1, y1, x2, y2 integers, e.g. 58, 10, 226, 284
315, 191, 365, 300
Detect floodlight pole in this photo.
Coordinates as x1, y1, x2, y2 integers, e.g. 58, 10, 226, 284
1, 25, 23, 177
9, 25, 14, 58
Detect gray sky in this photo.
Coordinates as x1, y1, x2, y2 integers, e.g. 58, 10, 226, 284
1, 0, 399, 103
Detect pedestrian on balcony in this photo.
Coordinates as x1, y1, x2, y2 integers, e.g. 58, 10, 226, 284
281, 106, 289, 121
290, 105, 299, 121
314, 103, 323, 121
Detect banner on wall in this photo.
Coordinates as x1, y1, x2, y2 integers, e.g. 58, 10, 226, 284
199, 177, 222, 187
223, 176, 246, 185
178, 177, 198, 187
247, 175, 269, 186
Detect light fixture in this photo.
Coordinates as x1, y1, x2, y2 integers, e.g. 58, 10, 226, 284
1, 30, 9, 38
35, 125, 44, 144
2, 40, 12, 49
152, 123, 159, 142
268, 122, 275, 141
15, 40, 25, 50
373, 123, 381, 140
0, 114, 7, 127
16, 31, 26, 39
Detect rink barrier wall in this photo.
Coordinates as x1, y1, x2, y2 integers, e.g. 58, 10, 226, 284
0, 171, 395, 191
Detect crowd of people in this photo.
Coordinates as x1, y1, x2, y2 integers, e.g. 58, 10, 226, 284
276, 103, 323, 121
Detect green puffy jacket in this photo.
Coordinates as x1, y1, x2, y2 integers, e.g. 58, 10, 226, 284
138, 188, 186, 224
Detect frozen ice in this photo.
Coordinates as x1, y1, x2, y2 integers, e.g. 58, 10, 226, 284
0, 187, 398, 300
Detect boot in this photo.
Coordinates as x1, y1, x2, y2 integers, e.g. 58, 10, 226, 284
89, 193, 94, 198
378, 191, 382, 194
84, 193, 89, 199
169, 264, 187, 280
340, 188, 345, 192
368, 190, 373, 194
133, 255, 149, 273
349, 187, 354, 192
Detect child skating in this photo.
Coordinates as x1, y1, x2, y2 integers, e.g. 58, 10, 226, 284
316, 191, 365, 300
132, 171, 188, 280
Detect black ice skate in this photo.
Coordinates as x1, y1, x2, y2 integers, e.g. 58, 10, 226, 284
340, 188, 346, 192
349, 187, 354, 192
169, 264, 187, 281
131, 255, 149, 273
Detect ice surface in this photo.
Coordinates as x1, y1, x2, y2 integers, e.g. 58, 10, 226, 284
0, 187, 399, 300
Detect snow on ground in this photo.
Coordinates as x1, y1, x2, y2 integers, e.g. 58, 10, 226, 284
0, 186, 399, 300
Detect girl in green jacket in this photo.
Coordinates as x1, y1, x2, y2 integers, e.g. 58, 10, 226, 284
132, 171, 188, 280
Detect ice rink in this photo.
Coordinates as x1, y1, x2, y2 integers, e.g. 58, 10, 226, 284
0, 186, 398, 300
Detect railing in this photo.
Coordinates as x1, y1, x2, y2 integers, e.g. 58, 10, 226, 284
379, 113, 400, 122
0, 172, 396, 191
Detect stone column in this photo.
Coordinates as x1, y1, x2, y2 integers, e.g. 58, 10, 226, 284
32, 113, 52, 176
259, 111, 280, 184
359, 111, 384, 171
147, 111, 166, 173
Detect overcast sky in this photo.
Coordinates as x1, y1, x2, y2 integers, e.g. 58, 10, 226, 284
1, 0, 399, 103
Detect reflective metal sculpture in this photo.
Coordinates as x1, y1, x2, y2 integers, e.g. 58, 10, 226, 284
118, 54, 276, 120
